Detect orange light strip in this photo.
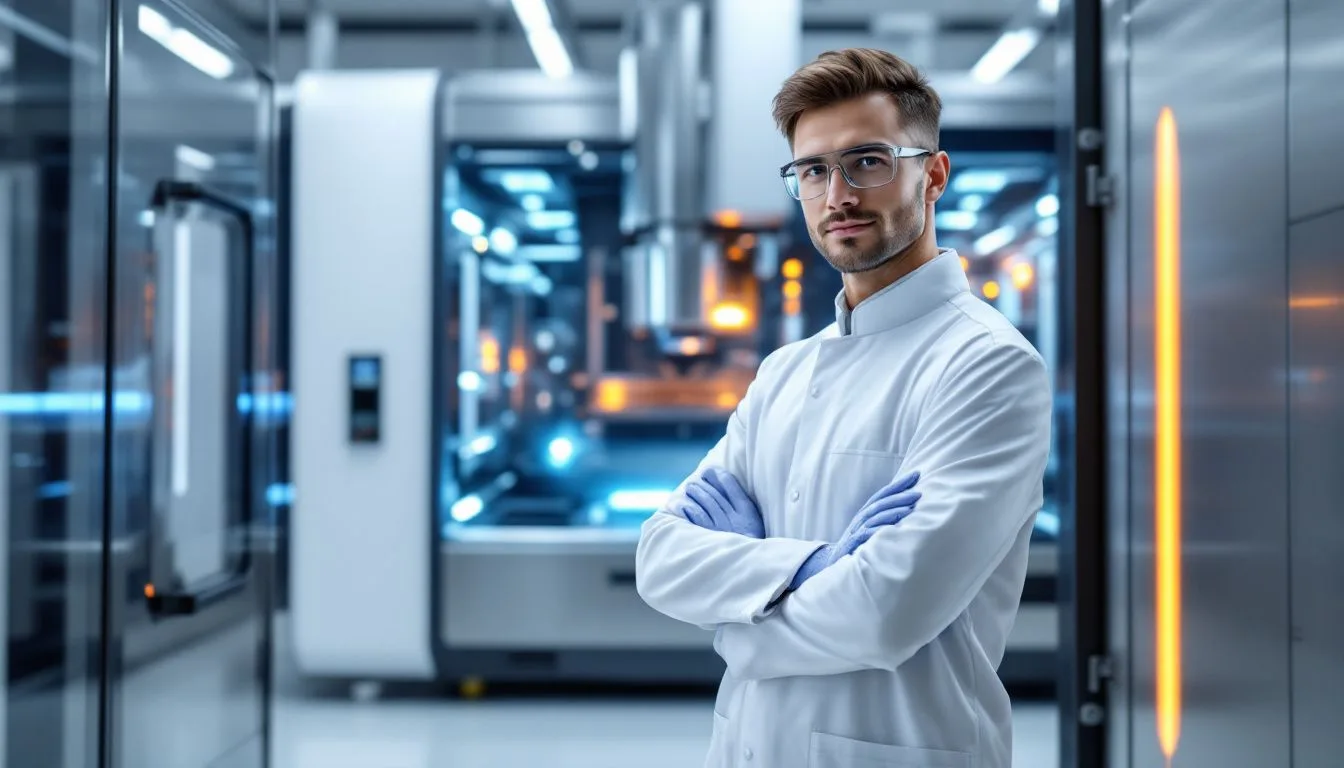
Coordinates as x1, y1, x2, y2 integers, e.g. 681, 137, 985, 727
1288, 295, 1343, 310
1154, 106, 1183, 765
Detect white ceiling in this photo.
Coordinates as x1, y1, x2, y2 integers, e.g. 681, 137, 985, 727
204, 0, 1056, 126
223, 0, 1033, 25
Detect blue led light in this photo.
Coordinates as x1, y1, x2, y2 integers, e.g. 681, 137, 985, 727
546, 436, 576, 468
0, 391, 151, 415
607, 489, 671, 512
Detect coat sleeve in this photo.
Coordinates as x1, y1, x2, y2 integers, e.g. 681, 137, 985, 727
635, 363, 829, 629
713, 341, 1052, 679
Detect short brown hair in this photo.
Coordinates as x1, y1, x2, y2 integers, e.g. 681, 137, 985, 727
772, 48, 942, 151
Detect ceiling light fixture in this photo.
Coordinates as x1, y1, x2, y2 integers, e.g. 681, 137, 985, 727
510, 0, 573, 79
971, 28, 1041, 84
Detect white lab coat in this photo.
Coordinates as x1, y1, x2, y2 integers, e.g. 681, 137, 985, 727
635, 248, 1053, 768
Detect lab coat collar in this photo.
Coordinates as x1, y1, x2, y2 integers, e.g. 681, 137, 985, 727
833, 248, 968, 337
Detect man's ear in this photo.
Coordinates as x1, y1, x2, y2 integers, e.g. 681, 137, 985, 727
925, 151, 951, 205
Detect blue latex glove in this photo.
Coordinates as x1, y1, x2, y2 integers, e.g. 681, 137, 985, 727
678, 466, 766, 539
788, 470, 922, 591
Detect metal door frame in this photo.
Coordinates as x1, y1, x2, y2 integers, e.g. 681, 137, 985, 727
1056, 0, 1113, 766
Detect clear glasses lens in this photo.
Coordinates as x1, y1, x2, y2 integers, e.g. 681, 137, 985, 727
783, 148, 898, 200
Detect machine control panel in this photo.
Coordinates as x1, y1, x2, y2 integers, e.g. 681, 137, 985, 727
348, 354, 382, 443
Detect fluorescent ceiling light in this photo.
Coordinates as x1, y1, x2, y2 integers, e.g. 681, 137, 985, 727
482, 260, 539, 285
953, 171, 1010, 194
489, 227, 518, 256
510, 0, 554, 30
971, 28, 1041, 84
1038, 0, 1060, 16
959, 194, 987, 212
975, 225, 1018, 255
175, 144, 215, 171
451, 208, 484, 236
1036, 194, 1060, 218
936, 211, 979, 231
528, 210, 576, 230
138, 5, 234, 80
526, 26, 574, 79
608, 490, 671, 511
517, 244, 581, 262
489, 169, 554, 193
510, 0, 573, 79
520, 194, 546, 211
450, 495, 484, 523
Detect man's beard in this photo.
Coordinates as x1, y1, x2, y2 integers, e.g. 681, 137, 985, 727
811, 185, 926, 275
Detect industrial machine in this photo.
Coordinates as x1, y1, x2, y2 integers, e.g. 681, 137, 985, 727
289, 1, 1058, 693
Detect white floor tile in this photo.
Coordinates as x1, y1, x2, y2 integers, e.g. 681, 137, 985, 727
273, 680, 1059, 768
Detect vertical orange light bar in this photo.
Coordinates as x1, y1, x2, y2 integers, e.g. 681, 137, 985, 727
1154, 106, 1183, 766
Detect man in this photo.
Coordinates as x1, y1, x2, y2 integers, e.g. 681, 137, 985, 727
634, 48, 1052, 768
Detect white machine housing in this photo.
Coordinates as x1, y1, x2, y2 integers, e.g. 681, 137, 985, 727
289, 69, 442, 679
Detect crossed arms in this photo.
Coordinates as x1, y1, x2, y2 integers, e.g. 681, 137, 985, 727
633, 342, 1052, 680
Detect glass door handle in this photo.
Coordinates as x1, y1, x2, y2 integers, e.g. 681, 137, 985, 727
145, 179, 255, 619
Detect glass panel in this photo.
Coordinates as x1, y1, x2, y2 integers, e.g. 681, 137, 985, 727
110, 1, 272, 766
438, 145, 732, 535
0, 0, 111, 766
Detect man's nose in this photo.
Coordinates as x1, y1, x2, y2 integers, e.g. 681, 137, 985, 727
825, 167, 858, 209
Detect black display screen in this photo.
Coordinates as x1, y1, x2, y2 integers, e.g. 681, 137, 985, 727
349, 354, 382, 443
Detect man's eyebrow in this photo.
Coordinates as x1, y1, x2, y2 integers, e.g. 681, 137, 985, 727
839, 143, 890, 155
789, 143, 890, 165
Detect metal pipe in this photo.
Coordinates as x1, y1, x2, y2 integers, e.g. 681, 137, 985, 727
306, 1, 338, 71
630, 1, 706, 332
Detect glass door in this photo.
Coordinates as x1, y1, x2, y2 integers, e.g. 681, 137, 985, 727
1, 2, 277, 766
1, 1, 114, 765
108, 1, 276, 767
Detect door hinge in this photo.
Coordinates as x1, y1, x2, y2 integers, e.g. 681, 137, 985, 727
1079, 653, 1113, 727
1087, 654, 1114, 694
1085, 164, 1115, 208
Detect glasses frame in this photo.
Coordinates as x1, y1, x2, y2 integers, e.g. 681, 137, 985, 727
779, 143, 933, 201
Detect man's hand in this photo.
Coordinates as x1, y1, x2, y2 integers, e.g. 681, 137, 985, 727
677, 467, 766, 539
787, 469, 922, 591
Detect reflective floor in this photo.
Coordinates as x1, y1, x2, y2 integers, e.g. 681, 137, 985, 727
269, 617, 1060, 768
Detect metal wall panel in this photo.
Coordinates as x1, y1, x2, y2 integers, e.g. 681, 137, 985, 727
441, 70, 621, 145
1288, 208, 1344, 767
1289, 0, 1344, 221
1126, 0, 1292, 766
1100, 0, 1132, 764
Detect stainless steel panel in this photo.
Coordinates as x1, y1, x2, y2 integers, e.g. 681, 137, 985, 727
442, 70, 622, 144
1101, 0, 1133, 761
628, 1, 708, 331
1127, 0, 1291, 766
1288, 209, 1344, 767
1289, 0, 1344, 221
441, 541, 710, 649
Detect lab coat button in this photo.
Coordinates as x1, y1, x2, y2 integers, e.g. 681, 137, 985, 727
790, 490, 800, 502
810, 385, 820, 397
742, 747, 753, 760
